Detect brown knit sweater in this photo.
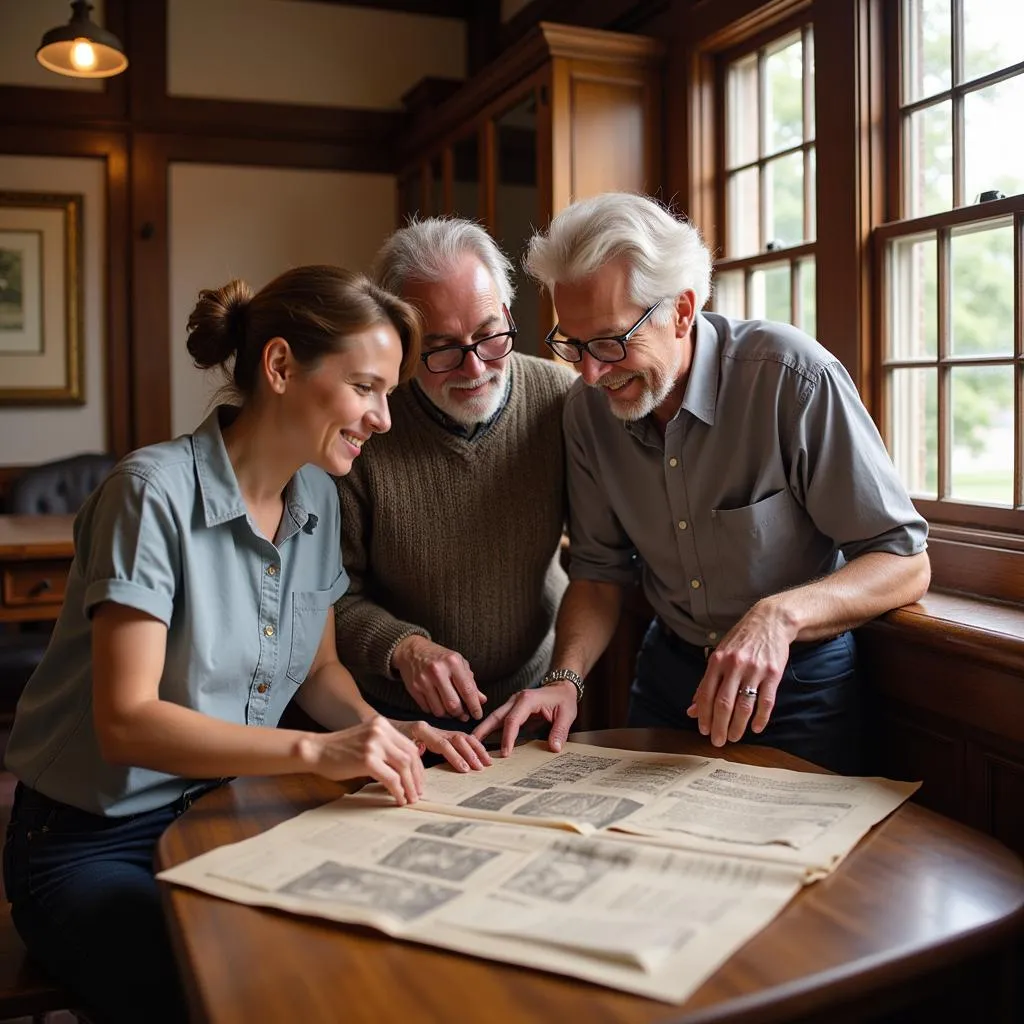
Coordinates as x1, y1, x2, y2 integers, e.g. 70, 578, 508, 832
335, 352, 575, 713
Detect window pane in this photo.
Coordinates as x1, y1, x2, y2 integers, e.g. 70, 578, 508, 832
950, 219, 1015, 356
714, 270, 745, 318
888, 368, 938, 498
888, 235, 937, 359
903, 0, 951, 102
964, 74, 1024, 204
805, 30, 815, 141
750, 263, 791, 323
962, 0, 1024, 84
765, 151, 805, 247
764, 33, 803, 155
727, 53, 759, 169
806, 146, 817, 240
727, 166, 760, 257
797, 258, 816, 336
904, 100, 953, 216
950, 365, 1014, 505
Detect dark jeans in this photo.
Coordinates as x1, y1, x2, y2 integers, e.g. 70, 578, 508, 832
628, 619, 865, 774
3, 781, 222, 1024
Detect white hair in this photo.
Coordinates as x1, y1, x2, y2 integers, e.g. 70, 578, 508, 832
524, 193, 712, 325
372, 216, 515, 309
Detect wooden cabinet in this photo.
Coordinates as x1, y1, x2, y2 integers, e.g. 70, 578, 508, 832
398, 22, 665, 354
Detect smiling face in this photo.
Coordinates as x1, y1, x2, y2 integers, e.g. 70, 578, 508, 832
402, 255, 511, 427
284, 321, 404, 477
552, 259, 695, 425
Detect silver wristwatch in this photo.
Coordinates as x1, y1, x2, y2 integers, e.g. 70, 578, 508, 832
540, 668, 584, 703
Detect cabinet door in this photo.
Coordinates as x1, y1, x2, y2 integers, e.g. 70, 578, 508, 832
549, 54, 662, 211
493, 91, 543, 355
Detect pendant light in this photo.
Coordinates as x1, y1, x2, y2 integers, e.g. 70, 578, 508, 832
36, 1, 128, 79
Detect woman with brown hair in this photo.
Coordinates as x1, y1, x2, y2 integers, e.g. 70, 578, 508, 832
2, 265, 491, 1023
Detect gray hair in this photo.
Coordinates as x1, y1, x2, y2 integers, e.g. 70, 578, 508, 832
524, 193, 712, 324
371, 216, 515, 309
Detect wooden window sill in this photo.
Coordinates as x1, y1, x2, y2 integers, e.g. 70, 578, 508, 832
865, 590, 1024, 675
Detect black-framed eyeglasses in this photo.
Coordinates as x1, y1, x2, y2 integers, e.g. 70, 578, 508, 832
544, 299, 665, 364
420, 306, 517, 373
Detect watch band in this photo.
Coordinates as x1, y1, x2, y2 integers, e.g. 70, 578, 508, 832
540, 668, 584, 703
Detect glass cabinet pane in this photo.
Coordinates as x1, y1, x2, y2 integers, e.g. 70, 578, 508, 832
495, 93, 540, 354
451, 133, 481, 222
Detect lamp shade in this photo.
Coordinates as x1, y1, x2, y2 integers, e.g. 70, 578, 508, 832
36, 1, 128, 79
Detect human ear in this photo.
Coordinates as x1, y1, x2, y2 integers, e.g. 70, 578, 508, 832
674, 291, 697, 338
262, 337, 293, 394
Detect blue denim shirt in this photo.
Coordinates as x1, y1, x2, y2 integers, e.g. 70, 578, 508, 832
5, 407, 348, 816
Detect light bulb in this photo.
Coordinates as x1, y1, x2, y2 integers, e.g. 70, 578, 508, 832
69, 39, 97, 70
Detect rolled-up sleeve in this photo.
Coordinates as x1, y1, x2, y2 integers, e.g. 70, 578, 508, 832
791, 360, 928, 560
80, 468, 179, 625
564, 393, 637, 586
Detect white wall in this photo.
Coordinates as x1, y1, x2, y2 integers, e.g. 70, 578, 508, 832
168, 0, 465, 109
0, 0, 106, 91
0, 156, 107, 465
169, 163, 396, 436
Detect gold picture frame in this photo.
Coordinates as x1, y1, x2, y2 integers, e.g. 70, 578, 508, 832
0, 191, 84, 404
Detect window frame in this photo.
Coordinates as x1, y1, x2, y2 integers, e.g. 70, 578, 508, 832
873, 0, 1024, 597
712, 17, 818, 331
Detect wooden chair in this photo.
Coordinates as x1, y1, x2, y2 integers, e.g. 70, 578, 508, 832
0, 901, 73, 1022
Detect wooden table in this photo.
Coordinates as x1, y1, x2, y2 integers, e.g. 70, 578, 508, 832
157, 729, 1024, 1024
0, 515, 75, 624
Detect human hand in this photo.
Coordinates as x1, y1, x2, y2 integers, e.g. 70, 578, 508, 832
394, 720, 493, 773
472, 682, 578, 757
391, 636, 487, 722
297, 716, 423, 805
687, 602, 795, 746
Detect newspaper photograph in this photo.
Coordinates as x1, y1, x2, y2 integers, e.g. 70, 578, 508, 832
158, 798, 805, 1003
351, 741, 919, 876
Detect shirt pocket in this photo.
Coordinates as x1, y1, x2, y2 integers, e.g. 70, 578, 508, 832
285, 568, 349, 684
711, 489, 804, 601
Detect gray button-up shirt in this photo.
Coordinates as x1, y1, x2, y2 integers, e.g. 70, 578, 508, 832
5, 407, 348, 816
565, 312, 928, 647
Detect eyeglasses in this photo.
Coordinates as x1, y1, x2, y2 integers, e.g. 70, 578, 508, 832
544, 300, 665, 364
420, 307, 517, 373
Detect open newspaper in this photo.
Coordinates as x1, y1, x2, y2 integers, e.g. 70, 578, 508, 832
351, 741, 920, 879
158, 741, 919, 1003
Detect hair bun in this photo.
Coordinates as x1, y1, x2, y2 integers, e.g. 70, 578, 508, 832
186, 278, 254, 369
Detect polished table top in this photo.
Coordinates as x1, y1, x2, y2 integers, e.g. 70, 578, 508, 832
156, 729, 1024, 1024
0, 515, 75, 559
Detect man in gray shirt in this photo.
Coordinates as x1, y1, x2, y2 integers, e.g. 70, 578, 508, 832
474, 192, 930, 773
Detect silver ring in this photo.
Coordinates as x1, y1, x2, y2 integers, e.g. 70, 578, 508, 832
739, 686, 758, 698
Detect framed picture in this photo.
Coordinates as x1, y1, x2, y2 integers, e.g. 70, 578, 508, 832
0, 191, 84, 404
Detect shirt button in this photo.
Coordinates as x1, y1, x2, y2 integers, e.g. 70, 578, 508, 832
264, 625, 275, 637
678, 520, 688, 530
266, 565, 278, 576
708, 631, 718, 641
690, 578, 701, 589
669, 457, 678, 468
257, 683, 268, 694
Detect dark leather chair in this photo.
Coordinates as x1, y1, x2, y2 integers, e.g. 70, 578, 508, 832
0, 453, 116, 716
7, 452, 116, 515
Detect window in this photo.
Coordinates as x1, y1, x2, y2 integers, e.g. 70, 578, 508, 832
878, 0, 1024, 531
713, 24, 817, 335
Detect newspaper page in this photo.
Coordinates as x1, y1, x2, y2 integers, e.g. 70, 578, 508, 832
350, 741, 919, 877
158, 797, 805, 1003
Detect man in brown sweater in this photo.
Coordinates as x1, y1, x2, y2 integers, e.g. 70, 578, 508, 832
334, 217, 575, 752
